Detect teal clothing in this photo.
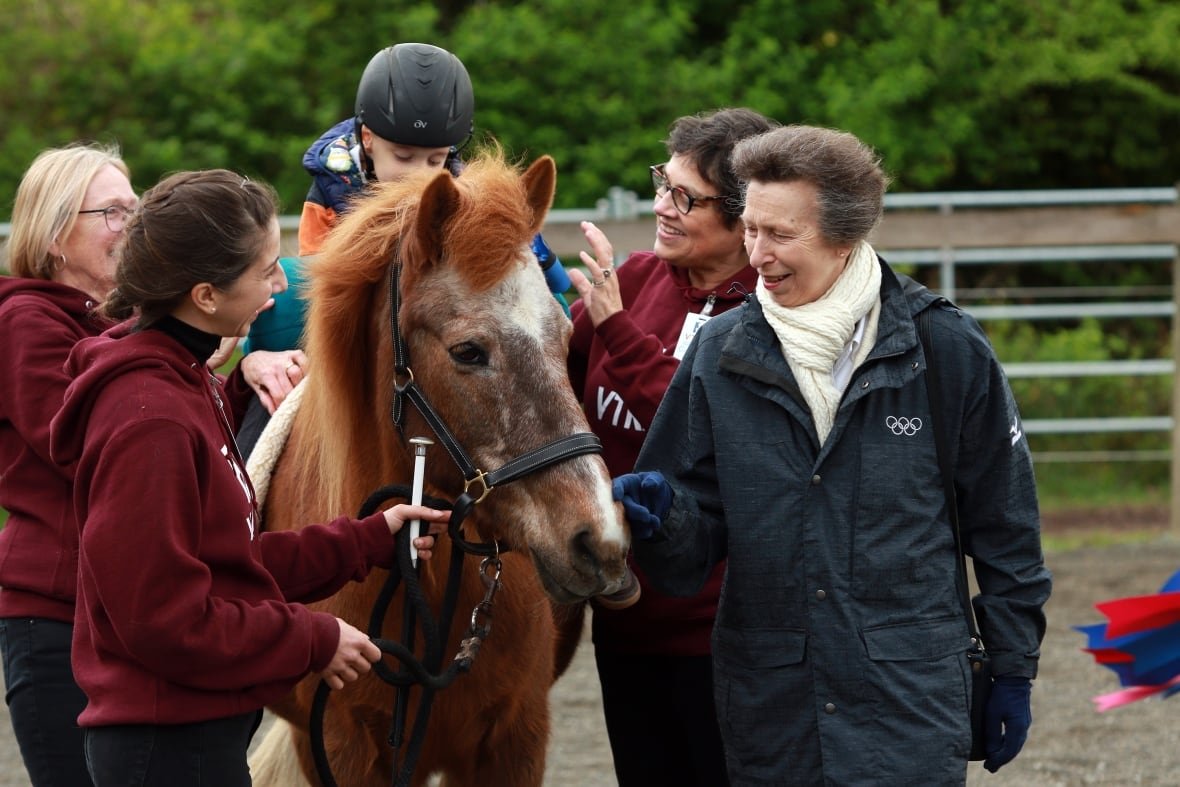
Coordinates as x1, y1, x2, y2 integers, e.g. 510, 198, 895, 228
243, 258, 308, 354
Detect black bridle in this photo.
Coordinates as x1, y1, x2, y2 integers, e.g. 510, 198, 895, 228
308, 258, 602, 787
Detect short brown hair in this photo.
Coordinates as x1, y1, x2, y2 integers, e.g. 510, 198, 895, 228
665, 107, 780, 227
731, 125, 889, 245
104, 170, 279, 326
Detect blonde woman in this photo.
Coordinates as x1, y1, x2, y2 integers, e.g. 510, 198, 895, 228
1, 146, 303, 786
0, 142, 136, 786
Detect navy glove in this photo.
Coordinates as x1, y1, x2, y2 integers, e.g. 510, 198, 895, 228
611, 471, 672, 541
983, 676, 1032, 773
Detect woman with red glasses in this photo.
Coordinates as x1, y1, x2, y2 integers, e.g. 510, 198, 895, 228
567, 107, 779, 787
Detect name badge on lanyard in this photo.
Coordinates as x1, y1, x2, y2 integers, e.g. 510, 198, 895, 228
672, 295, 716, 361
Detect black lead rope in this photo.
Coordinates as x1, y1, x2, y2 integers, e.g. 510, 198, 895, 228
308, 485, 482, 787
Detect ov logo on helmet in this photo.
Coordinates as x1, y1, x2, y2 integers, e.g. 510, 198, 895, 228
414, 120, 428, 129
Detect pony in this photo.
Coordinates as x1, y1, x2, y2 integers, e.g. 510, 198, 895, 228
248, 151, 628, 786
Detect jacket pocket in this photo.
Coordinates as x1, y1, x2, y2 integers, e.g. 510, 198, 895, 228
860, 616, 973, 757
713, 626, 809, 777
713, 625, 807, 668
861, 616, 967, 661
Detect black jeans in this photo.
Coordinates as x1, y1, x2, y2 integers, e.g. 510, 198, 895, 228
84, 710, 263, 787
0, 617, 93, 787
595, 650, 730, 787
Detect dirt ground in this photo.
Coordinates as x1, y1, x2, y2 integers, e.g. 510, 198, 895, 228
2, 522, 1178, 786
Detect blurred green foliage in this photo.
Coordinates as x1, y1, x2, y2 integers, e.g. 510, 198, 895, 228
2, 0, 1179, 514
2, 0, 1178, 214
992, 314, 1172, 507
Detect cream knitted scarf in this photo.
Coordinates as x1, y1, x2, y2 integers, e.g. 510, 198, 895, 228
756, 240, 882, 444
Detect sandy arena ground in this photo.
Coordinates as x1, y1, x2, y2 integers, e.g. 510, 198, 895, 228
2, 537, 1178, 786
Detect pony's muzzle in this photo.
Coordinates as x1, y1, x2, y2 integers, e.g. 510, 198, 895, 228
526, 525, 629, 603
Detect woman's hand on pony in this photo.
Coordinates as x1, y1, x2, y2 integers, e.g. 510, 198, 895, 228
238, 349, 308, 413
383, 504, 450, 561
612, 471, 672, 541
319, 505, 449, 691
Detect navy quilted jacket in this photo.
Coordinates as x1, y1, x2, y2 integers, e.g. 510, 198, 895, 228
633, 261, 1051, 785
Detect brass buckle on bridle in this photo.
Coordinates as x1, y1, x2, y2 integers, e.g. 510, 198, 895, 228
463, 471, 493, 504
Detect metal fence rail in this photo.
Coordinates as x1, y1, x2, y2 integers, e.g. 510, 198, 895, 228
884, 231, 1177, 456
891, 242, 1176, 421
4, 189, 1180, 468
535, 187, 1180, 489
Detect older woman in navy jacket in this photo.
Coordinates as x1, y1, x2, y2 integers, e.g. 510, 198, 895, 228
615, 125, 1051, 785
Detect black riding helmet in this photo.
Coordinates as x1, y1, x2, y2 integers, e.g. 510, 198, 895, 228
354, 43, 475, 150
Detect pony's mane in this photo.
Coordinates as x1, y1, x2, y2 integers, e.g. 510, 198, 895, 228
287, 148, 543, 515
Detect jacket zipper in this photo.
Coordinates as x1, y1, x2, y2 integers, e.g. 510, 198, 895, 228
206, 371, 249, 468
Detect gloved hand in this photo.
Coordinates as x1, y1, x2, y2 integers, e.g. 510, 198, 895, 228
611, 471, 672, 541
983, 675, 1032, 773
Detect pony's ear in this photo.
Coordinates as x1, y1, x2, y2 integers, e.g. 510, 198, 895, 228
521, 156, 557, 235
412, 170, 463, 266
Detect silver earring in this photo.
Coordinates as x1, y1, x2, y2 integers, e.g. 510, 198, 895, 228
54, 254, 67, 272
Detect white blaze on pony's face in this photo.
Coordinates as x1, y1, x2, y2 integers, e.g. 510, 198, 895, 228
489, 253, 626, 546
409, 253, 629, 601
395, 155, 631, 602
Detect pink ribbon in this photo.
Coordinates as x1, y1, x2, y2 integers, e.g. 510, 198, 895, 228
1092, 674, 1180, 712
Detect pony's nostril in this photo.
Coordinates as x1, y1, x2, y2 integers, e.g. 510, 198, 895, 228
570, 527, 603, 575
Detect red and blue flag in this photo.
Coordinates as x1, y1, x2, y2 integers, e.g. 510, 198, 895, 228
1075, 568, 1180, 711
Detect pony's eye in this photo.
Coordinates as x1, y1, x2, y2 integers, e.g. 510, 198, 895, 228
449, 342, 488, 366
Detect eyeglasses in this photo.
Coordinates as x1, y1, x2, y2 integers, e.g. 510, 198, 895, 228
78, 205, 134, 232
649, 164, 727, 215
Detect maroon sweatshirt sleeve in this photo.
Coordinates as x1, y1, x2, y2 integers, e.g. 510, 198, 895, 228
258, 512, 397, 603
79, 419, 340, 689
0, 297, 85, 476
219, 363, 254, 430
568, 299, 591, 401
0, 292, 97, 619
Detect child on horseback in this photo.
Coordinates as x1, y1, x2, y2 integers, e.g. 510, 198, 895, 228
237, 42, 570, 456
297, 42, 474, 256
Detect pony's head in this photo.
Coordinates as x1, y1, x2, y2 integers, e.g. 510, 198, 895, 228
296, 149, 630, 601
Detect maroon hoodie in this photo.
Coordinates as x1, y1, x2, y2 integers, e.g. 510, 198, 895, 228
569, 252, 757, 655
0, 276, 111, 622
50, 322, 397, 726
